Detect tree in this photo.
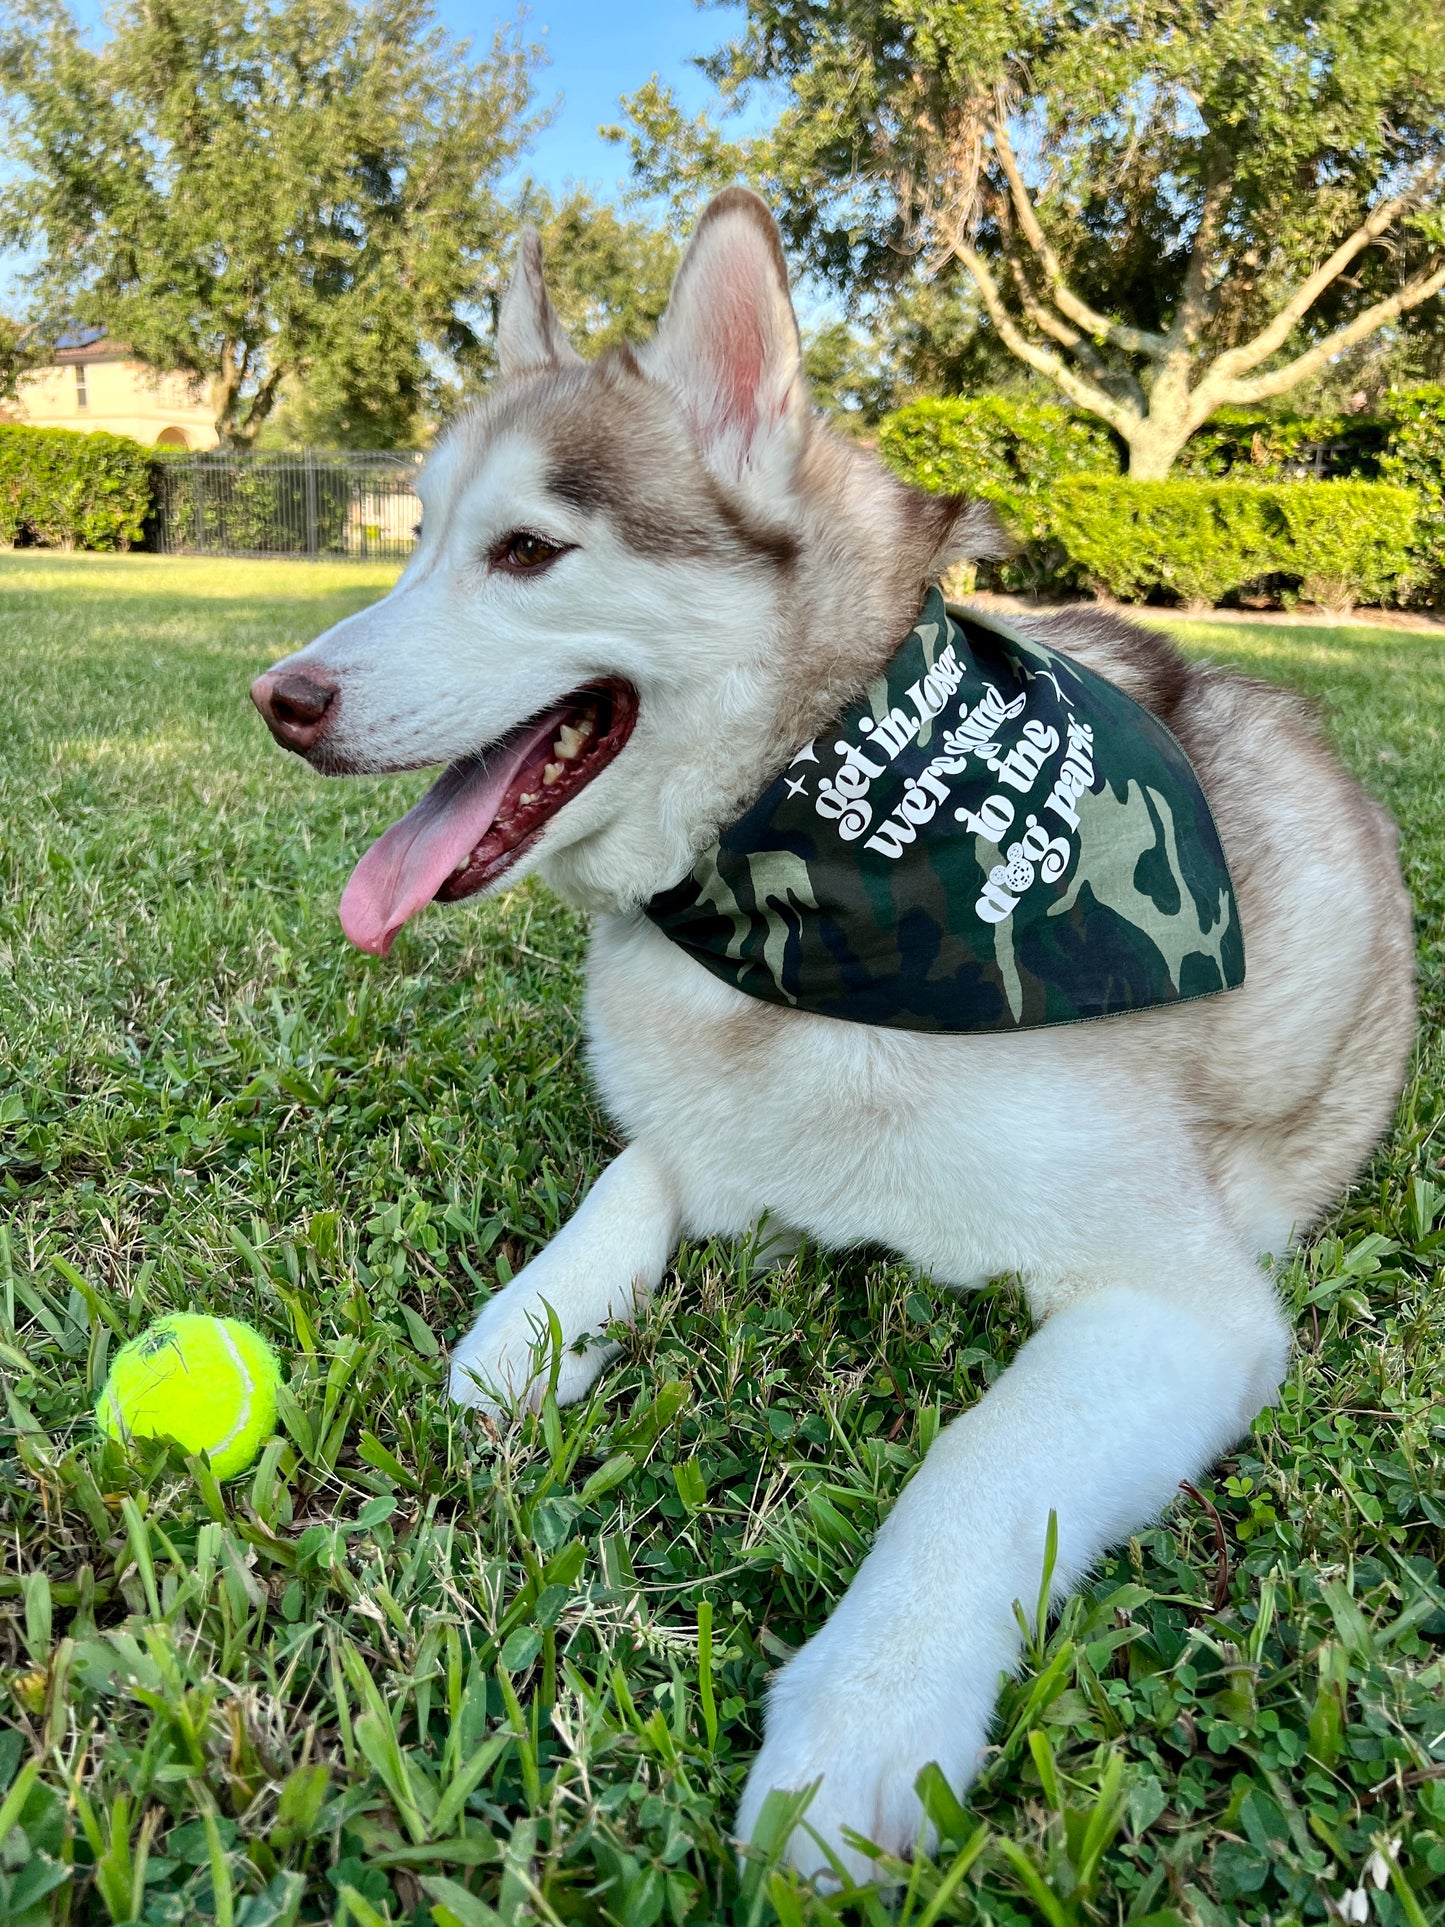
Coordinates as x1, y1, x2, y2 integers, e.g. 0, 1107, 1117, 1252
509, 188, 681, 358
258, 189, 684, 446
0, 0, 546, 445
614, 2, 1445, 477
0, 316, 42, 400
253, 368, 434, 451
802, 278, 1030, 430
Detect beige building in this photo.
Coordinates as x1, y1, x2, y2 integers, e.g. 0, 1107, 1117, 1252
6, 329, 218, 448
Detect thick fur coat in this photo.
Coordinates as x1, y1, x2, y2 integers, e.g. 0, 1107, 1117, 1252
253, 189, 1416, 1880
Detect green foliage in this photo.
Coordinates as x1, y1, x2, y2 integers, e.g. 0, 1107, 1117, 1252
0, 315, 45, 401
803, 287, 1027, 432
1175, 390, 1445, 602
1053, 480, 1280, 607
878, 397, 1430, 607
1273, 482, 1423, 614
516, 188, 681, 360
0, 423, 152, 550
879, 395, 1118, 583
1052, 479, 1418, 611
254, 189, 684, 443
0, 0, 546, 445
1379, 385, 1445, 602
616, 1, 1445, 476
1175, 408, 1383, 481
256, 373, 433, 454
1, 554, 1444, 1921
150, 453, 366, 557
801, 320, 899, 430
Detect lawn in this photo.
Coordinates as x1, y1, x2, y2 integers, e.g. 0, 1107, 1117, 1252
2, 551, 1443, 1927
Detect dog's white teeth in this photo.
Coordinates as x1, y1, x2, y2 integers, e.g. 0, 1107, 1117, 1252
518, 791, 539, 807
554, 722, 589, 761
542, 761, 564, 786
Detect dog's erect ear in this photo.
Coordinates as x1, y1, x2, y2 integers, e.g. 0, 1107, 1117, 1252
497, 229, 583, 379
643, 186, 806, 485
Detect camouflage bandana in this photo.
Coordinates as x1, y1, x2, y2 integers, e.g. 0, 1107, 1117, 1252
644, 587, 1245, 1033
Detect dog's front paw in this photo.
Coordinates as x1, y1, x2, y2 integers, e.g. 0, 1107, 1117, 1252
447, 1285, 618, 1418
734, 1626, 993, 1884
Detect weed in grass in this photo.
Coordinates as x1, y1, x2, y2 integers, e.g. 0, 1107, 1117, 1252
1, 555, 1443, 1924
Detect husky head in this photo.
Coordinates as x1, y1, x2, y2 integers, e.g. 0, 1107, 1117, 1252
252, 187, 1007, 954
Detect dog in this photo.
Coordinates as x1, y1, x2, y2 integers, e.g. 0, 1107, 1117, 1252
252, 187, 1416, 1881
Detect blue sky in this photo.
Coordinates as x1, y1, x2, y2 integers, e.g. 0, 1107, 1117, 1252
475, 0, 748, 198
0, 1, 752, 304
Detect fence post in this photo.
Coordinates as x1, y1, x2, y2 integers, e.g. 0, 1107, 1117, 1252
304, 450, 319, 558
193, 458, 205, 555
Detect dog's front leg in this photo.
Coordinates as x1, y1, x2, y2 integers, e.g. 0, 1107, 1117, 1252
736, 1279, 1287, 1883
448, 1143, 679, 1416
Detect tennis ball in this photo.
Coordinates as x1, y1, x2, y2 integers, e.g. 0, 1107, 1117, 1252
97, 1313, 281, 1480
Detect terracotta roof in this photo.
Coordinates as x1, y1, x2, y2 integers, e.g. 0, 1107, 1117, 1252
50, 328, 130, 363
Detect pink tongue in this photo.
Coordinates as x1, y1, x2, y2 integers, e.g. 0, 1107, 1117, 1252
339, 707, 568, 955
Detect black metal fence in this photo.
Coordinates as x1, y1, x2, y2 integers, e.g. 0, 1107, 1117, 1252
1280, 441, 1352, 481
149, 450, 423, 560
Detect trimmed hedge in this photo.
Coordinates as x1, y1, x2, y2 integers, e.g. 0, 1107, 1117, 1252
1050, 479, 1418, 612
0, 424, 155, 551
1171, 390, 1444, 604
1379, 385, 1445, 601
1174, 406, 1389, 480
877, 396, 1118, 588
880, 389, 1438, 606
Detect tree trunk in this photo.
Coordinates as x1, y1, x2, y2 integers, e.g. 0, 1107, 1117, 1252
1123, 417, 1193, 480
212, 340, 244, 445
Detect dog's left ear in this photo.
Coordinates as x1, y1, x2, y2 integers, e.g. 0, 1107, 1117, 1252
498, 229, 584, 379
644, 186, 806, 486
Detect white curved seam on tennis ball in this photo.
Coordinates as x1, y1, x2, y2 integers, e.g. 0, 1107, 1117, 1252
211, 1321, 255, 1464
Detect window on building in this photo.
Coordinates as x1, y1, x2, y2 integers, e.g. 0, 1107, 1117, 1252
74, 365, 88, 410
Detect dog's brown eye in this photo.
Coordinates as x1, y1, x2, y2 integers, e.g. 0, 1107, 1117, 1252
493, 530, 565, 573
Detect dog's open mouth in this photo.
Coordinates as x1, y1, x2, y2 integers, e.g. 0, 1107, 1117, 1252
339, 681, 638, 956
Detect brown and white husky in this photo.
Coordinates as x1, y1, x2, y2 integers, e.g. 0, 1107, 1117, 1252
252, 188, 1415, 1880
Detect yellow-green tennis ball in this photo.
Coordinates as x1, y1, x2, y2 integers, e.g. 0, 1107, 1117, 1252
97, 1313, 281, 1481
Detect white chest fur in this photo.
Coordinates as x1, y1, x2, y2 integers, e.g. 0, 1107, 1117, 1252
586, 910, 1200, 1295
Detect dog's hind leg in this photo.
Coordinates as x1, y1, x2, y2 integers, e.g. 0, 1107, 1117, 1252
448, 1143, 680, 1417
735, 1255, 1288, 1883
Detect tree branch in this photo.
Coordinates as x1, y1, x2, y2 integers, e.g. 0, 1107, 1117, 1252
991, 113, 1169, 360
1208, 156, 1445, 384
213, 337, 243, 438
949, 230, 1142, 437
1005, 254, 1105, 362
1005, 254, 1148, 414
236, 358, 286, 442
1207, 256, 1445, 405
1165, 151, 1233, 355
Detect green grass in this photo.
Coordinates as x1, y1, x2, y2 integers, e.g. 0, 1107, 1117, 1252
2, 551, 1444, 1927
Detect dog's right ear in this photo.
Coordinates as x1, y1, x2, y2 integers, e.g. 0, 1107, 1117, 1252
644, 185, 807, 489
497, 229, 583, 379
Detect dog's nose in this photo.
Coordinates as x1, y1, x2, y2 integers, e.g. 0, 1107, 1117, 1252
251, 668, 338, 753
